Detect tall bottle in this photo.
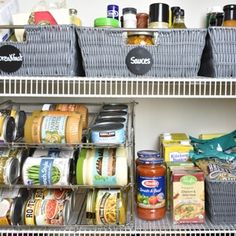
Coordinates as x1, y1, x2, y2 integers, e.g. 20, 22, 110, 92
172, 9, 186, 29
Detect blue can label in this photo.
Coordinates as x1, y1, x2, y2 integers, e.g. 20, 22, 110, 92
39, 159, 54, 185
137, 175, 165, 209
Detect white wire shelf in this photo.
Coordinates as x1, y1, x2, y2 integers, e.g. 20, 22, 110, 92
1, 76, 236, 98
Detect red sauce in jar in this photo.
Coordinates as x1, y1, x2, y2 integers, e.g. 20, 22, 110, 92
136, 150, 166, 220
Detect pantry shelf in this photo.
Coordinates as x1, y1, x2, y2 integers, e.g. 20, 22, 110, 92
1, 76, 236, 98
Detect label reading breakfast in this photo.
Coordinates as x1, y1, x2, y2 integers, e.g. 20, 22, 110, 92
137, 176, 165, 209
41, 116, 67, 143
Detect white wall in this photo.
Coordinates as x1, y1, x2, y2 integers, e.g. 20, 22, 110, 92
18, 0, 234, 27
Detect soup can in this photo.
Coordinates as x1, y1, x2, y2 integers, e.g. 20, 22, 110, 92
0, 197, 23, 225
91, 123, 125, 144
32, 148, 75, 159
23, 198, 37, 225
98, 111, 127, 119
0, 157, 20, 184
102, 104, 128, 112
22, 157, 71, 186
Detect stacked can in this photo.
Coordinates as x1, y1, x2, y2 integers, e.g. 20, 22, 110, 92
90, 104, 128, 144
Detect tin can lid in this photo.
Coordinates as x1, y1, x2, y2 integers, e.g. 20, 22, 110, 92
91, 122, 124, 132
137, 150, 163, 164
96, 117, 126, 124
99, 111, 127, 117
94, 17, 120, 28
5, 157, 20, 184
63, 199, 71, 225
102, 104, 128, 111
76, 149, 87, 185
3, 116, 15, 142
11, 197, 24, 225
128, 31, 154, 37
14, 111, 26, 141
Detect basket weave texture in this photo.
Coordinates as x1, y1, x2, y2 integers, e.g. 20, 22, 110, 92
0, 25, 80, 76
77, 27, 207, 78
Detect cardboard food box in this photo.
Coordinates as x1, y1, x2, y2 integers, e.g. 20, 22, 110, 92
172, 169, 205, 224
166, 162, 195, 211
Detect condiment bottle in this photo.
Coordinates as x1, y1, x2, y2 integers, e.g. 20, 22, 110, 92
170, 6, 180, 27
122, 7, 137, 28
136, 13, 149, 28
148, 3, 169, 29
136, 150, 166, 220
69, 8, 81, 26
107, 4, 119, 20
208, 6, 223, 26
223, 5, 236, 27
172, 9, 187, 29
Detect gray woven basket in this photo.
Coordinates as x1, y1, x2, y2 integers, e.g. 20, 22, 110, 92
76, 27, 207, 78
0, 25, 83, 76
199, 27, 236, 78
206, 177, 236, 223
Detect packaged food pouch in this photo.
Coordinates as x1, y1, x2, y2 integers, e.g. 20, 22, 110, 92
190, 130, 236, 153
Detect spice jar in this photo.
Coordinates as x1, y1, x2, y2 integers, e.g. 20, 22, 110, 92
122, 7, 137, 28
223, 5, 236, 27
136, 150, 166, 220
127, 32, 154, 45
136, 13, 149, 28
149, 3, 169, 29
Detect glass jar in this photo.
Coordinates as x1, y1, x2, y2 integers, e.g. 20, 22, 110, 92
127, 32, 154, 45
136, 150, 166, 220
223, 5, 236, 27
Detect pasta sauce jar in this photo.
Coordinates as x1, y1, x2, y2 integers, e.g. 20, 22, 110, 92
136, 150, 166, 220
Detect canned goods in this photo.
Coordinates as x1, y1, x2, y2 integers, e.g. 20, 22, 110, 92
86, 189, 126, 225
0, 157, 20, 184
0, 112, 15, 143
24, 112, 83, 144
23, 195, 71, 226
102, 104, 128, 112
32, 148, 75, 159
91, 123, 126, 144
12, 110, 27, 141
0, 197, 23, 225
98, 111, 127, 119
22, 157, 71, 186
76, 148, 128, 186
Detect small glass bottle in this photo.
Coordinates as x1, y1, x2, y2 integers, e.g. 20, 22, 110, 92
172, 9, 186, 29
223, 5, 236, 27
170, 6, 180, 27
69, 8, 81, 26
122, 8, 137, 28
136, 150, 166, 221
208, 6, 223, 27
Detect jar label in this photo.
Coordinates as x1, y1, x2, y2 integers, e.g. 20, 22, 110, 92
137, 175, 165, 209
92, 149, 117, 186
39, 159, 54, 185
41, 116, 67, 143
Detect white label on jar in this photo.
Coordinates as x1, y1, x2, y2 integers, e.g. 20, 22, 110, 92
41, 116, 67, 143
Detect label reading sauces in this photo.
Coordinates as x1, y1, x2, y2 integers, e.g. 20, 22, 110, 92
137, 176, 165, 209
41, 116, 67, 143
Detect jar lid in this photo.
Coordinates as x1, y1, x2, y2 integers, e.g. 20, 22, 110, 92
122, 7, 137, 15
223, 5, 236, 21
137, 150, 163, 164
149, 3, 169, 24
94, 17, 120, 28
127, 31, 153, 37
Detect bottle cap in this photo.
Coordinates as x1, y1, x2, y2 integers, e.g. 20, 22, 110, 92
69, 8, 77, 15
223, 5, 236, 21
149, 3, 169, 24
122, 7, 137, 15
137, 150, 163, 164
175, 9, 185, 17
94, 17, 120, 28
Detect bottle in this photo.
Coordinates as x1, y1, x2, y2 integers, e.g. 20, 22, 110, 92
136, 150, 166, 220
208, 6, 223, 27
69, 8, 81, 26
136, 13, 149, 28
223, 5, 236, 27
172, 9, 187, 28
170, 6, 180, 27
122, 7, 137, 28
148, 3, 169, 29
107, 4, 119, 20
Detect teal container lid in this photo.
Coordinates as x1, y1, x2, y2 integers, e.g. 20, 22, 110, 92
94, 17, 120, 28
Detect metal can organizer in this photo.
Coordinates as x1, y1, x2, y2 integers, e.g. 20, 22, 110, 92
76, 148, 128, 186
101, 104, 128, 112
22, 157, 71, 186
86, 189, 126, 225
0, 197, 23, 225
91, 123, 126, 144
0, 156, 20, 184
23, 190, 71, 226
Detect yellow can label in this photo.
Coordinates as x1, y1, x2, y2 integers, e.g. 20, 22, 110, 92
24, 199, 36, 225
